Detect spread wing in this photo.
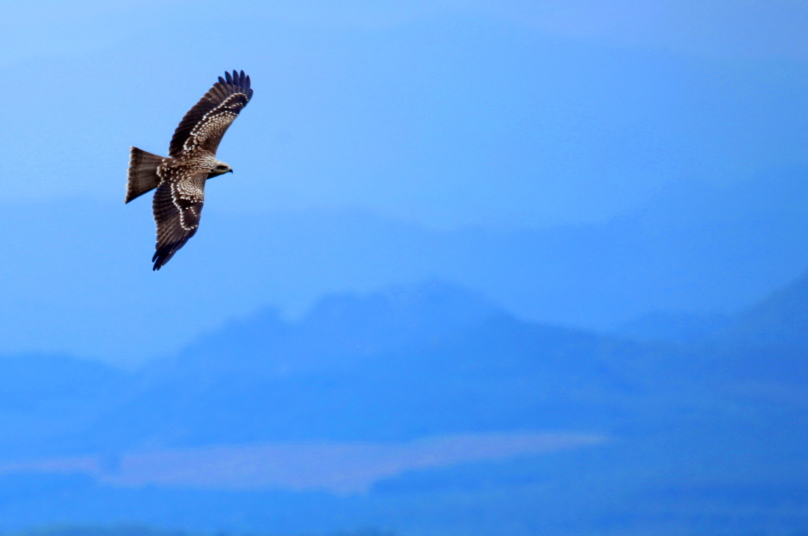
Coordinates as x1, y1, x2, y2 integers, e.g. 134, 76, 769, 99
169, 70, 253, 157
151, 174, 207, 270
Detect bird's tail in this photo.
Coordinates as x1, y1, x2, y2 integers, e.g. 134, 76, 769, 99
125, 147, 164, 203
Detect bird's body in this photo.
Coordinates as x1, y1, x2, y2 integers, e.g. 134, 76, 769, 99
126, 70, 253, 270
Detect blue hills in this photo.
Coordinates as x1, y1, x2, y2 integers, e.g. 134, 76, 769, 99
1, 275, 806, 451
0, 277, 806, 534
93, 297, 642, 448
3, 281, 648, 454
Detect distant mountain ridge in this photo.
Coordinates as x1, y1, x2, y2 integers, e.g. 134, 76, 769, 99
106, 280, 642, 447
0, 277, 806, 534
165, 280, 501, 377
2, 273, 807, 457
719, 269, 808, 347
0, 169, 807, 363
614, 268, 808, 349
0, 280, 663, 454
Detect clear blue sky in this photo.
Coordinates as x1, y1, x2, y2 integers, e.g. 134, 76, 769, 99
2, 0, 807, 228
0, 1, 806, 364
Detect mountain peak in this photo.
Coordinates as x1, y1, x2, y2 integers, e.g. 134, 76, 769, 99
164, 280, 503, 377
304, 279, 501, 337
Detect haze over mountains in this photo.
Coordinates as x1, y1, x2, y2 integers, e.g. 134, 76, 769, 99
0, 277, 806, 534
0, 3, 805, 371
1, 3, 806, 534
0, 168, 806, 364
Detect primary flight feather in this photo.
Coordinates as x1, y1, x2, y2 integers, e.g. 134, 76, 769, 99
126, 70, 253, 270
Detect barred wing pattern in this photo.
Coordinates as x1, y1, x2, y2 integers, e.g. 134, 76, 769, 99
152, 175, 206, 270
169, 70, 253, 157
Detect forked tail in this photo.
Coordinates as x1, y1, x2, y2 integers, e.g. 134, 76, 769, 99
125, 147, 164, 203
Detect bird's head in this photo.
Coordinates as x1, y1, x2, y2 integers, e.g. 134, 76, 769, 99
209, 159, 233, 178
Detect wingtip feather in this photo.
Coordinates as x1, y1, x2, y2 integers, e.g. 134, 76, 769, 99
152, 248, 170, 270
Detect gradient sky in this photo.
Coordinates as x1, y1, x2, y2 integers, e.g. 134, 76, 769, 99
2, 0, 807, 229
0, 1, 806, 364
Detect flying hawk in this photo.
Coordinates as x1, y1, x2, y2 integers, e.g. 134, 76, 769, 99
126, 70, 253, 270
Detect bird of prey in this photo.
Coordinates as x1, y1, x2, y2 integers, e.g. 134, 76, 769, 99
125, 70, 253, 270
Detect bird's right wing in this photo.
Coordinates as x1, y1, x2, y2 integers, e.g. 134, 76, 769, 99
168, 70, 253, 157
151, 174, 206, 270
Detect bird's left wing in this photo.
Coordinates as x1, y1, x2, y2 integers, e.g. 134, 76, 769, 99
151, 174, 207, 270
169, 70, 253, 157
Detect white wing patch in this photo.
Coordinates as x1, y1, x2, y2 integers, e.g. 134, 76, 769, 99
171, 179, 205, 232
183, 94, 244, 153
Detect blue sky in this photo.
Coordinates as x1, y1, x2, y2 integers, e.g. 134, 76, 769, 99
2, 0, 808, 228
0, 1, 806, 364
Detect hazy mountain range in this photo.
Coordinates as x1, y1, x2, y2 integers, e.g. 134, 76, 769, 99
0, 274, 805, 534
0, 168, 806, 364
1, 5, 806, 535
